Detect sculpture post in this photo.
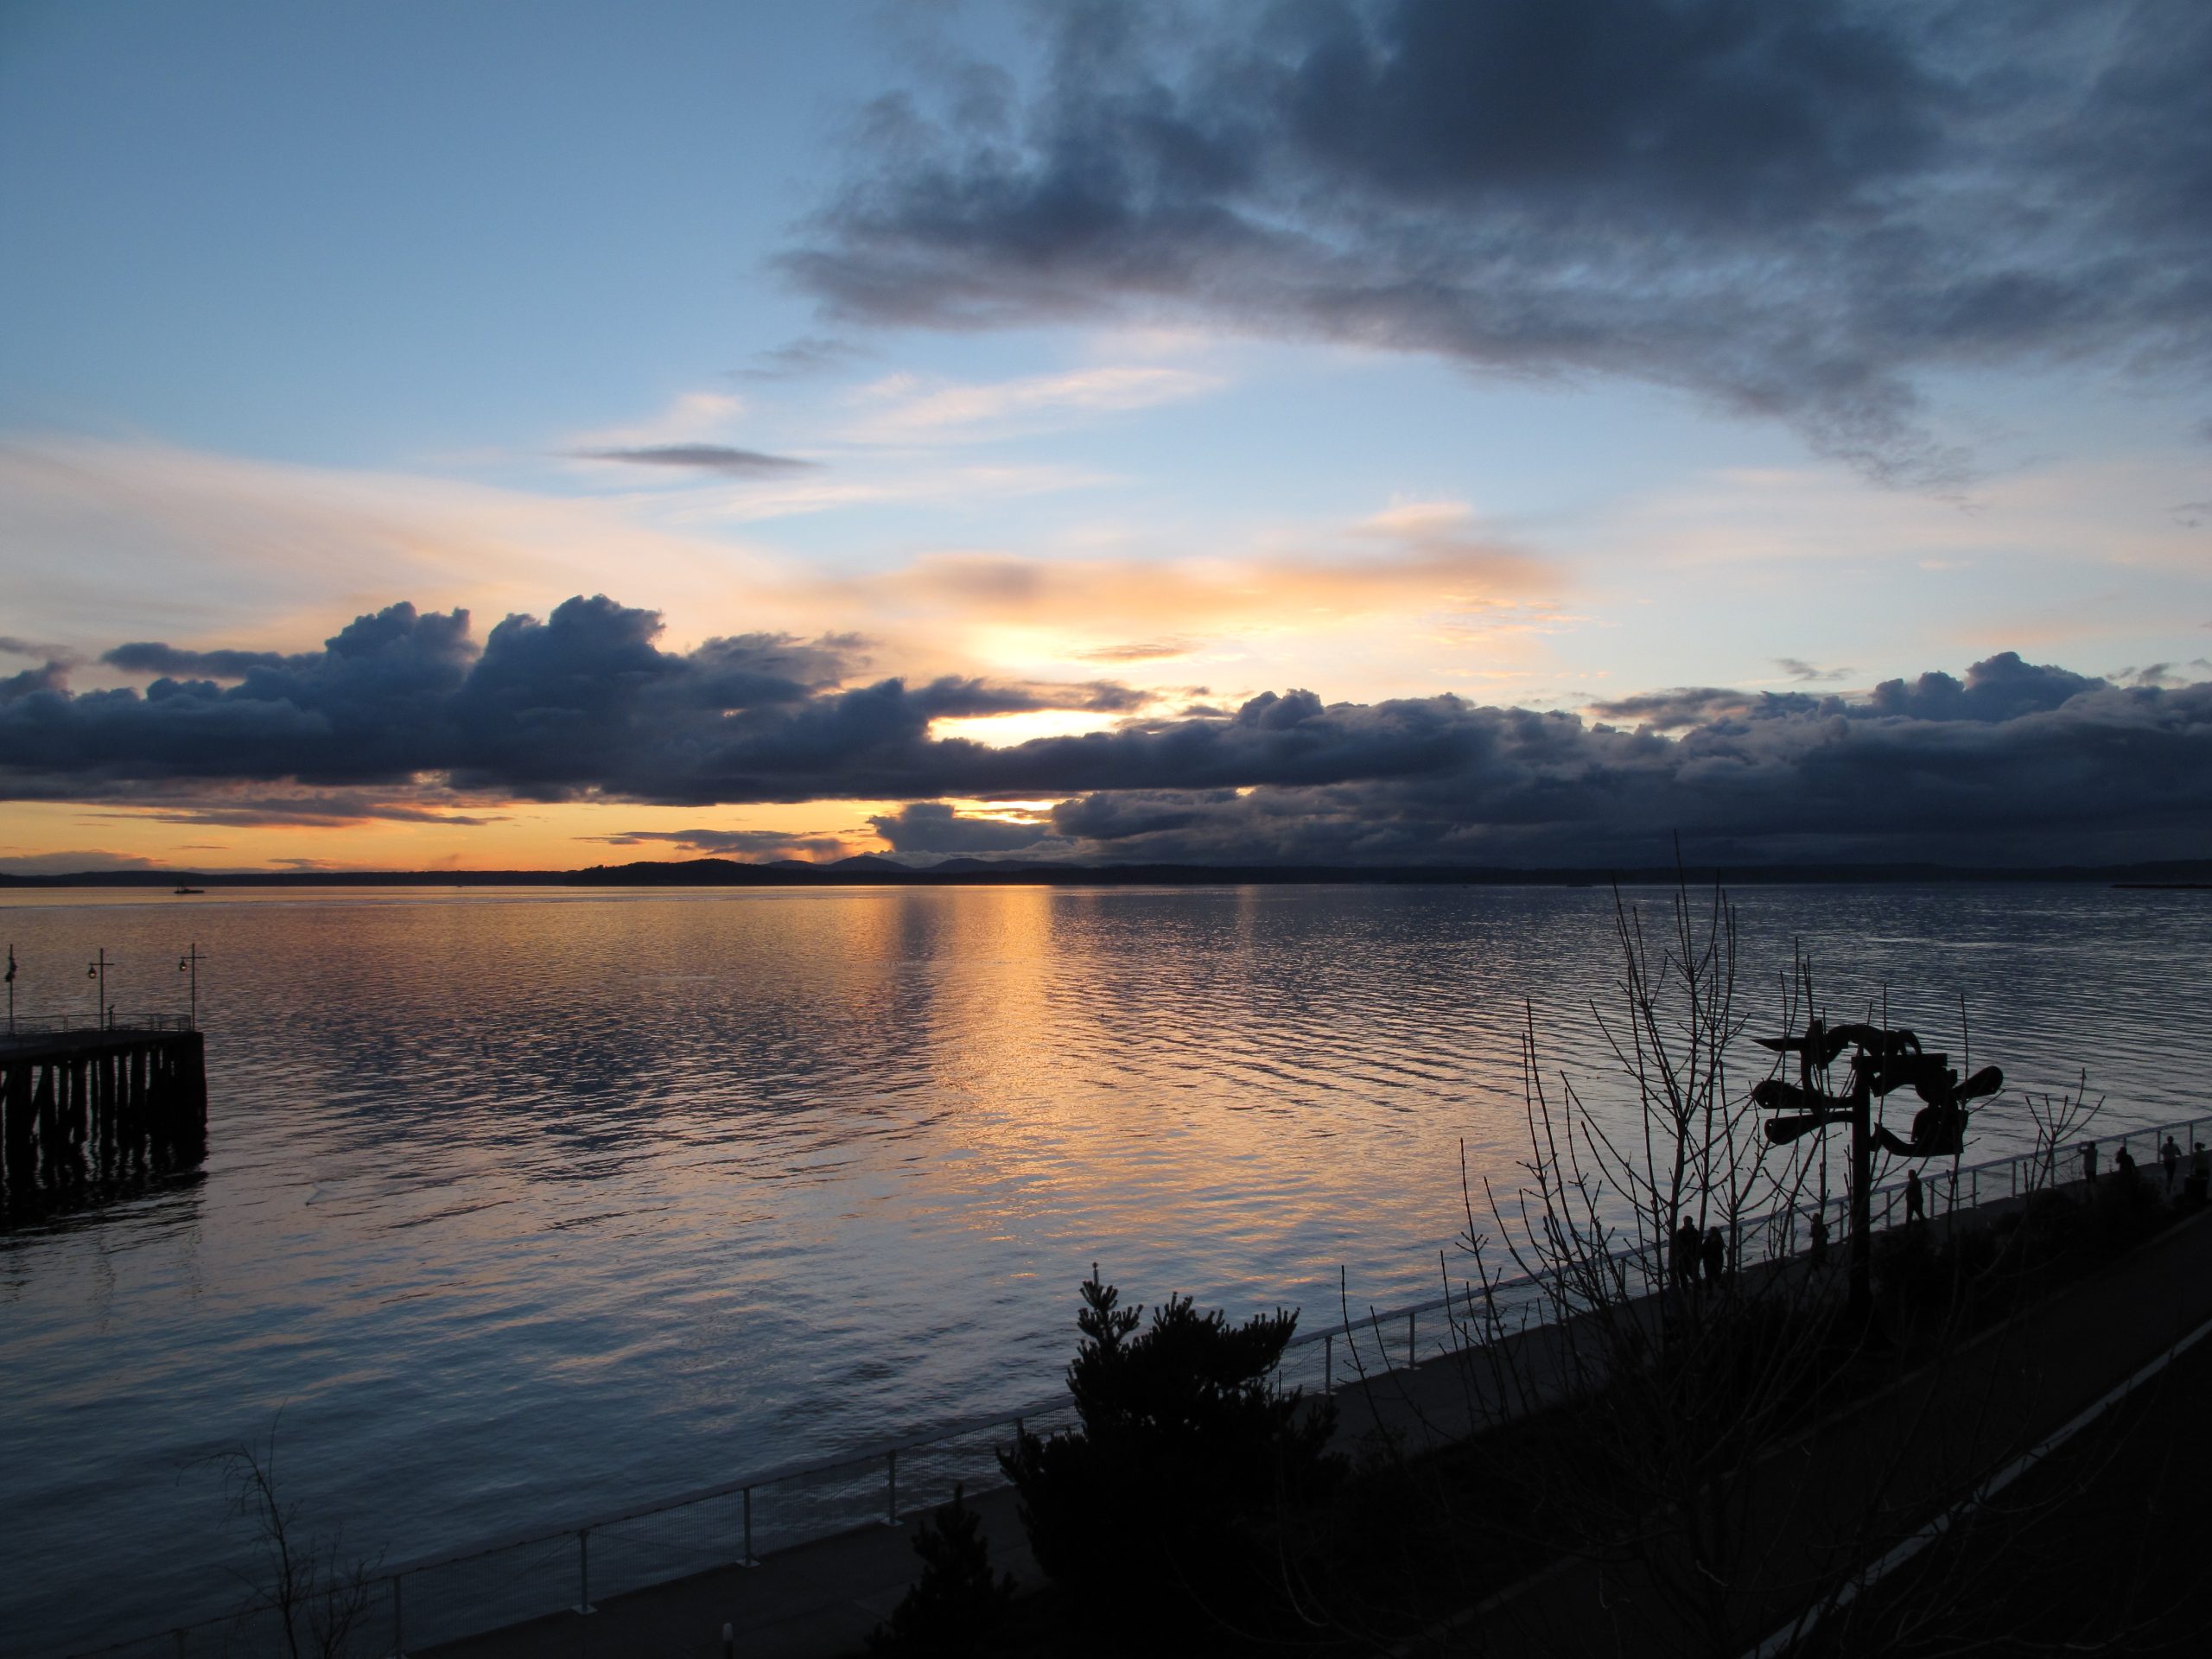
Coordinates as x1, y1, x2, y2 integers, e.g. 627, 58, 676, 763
1849, 1068, 1873, 1325
1758, 1020, 2001, 1338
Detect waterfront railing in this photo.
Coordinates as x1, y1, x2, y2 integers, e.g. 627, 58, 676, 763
73, 1109, 2212, 1658
1293, 1112, 2212, 1389
2, 1012, 197, 1040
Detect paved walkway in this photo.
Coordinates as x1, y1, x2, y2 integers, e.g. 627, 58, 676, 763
419, 1491, 1039, 1659
1799, 1309, 2212, 1654
1445, 1205, 2212, 1656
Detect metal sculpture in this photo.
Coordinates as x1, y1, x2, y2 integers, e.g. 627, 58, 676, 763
1750, 1017, 2002, 1321
1755, 1020, 2002, 1157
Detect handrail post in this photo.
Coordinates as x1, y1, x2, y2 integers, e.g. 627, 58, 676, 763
1407, 1309, 1416, 1368
885, 1448, 899, 1526
575, 1529, 594, 1615
1324, 1332, 1332, 1393
742, 1486, 758, 1567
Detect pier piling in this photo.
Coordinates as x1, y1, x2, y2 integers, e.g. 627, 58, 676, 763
0, 1023, 206, 1224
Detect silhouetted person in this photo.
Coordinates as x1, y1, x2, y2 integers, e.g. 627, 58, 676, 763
2082, 1141, 2098, 1188
1904, 1167, 1924, 1224
1808, 1211, 1830, 1267
2114, 1143, 2138, 1186
1663, 1211, 1699, 1309
2163, 1136, 2182, 1195
1700, 1226, 1726, 1286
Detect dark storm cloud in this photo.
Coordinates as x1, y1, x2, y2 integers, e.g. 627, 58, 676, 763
6, 596, 2209, 864
1861, 652, 2104, 721
0, 637, 76, 664
785, 0, 2212, 482
916, 677, 1149, 716
103, 642, 298, 680
586, 827, 852, 859
1587, 687, 1797, 728
867, 801, 1056, 855
0, 595, 1137, 804
574, 443, 817, 475
2, 602, 480, 789
1, 660, 70, 701
114, 793, 505, 829
1035, 672, 2212, 867
1050, 788, 1232, 842
2117, 664, 2189, 689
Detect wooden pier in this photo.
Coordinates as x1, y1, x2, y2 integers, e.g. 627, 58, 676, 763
0, 1020, 207, 1224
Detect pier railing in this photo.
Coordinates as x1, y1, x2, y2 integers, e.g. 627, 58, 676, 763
73, 1109, 2212, 1659
2, 1013, 197, 1040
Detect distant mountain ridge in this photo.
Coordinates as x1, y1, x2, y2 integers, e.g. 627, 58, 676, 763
5, 858, 2209, 888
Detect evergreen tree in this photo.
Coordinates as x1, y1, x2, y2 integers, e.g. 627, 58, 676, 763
869, 1484, 1014, 1656
999, 1268, 1338, 1601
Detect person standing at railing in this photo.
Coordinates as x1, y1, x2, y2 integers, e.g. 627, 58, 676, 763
1700, 1226, 1726, 1287
2162, 1136, 2182, 1196
1905, 1167, 1924, 1225
1669, 1216, 1700, 1310
1808, 1211, 1830, 1267
2082, 1141, 2099, 1189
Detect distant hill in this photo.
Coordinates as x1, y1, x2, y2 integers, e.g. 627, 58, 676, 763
7, 858, 2211, 889
916, 855, 1077, 874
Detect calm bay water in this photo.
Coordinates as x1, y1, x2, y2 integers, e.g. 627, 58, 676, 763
3, 881, 2207, 1652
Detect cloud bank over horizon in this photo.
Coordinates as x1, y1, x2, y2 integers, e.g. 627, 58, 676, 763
787, 0, 2212, 485
3, 594, 2207, 869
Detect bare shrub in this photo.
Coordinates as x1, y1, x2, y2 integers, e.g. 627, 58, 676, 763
209, 1416, 380, 1659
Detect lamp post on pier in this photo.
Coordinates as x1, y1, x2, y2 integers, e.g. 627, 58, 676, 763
87, 948, 111, 1029
179, 944, 201, 1029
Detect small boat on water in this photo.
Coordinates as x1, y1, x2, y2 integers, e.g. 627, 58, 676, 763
172, 885, 204, 895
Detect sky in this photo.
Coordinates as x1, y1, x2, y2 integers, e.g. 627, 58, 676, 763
2, 0, 2209, 873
